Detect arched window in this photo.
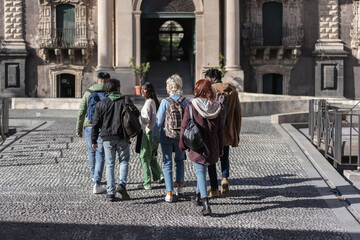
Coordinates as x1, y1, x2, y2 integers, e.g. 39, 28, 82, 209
57, 74, 75, 97
56, 4, 75, 47
263, 73, 283, 94
262, 2, 282, 46
159, 20, 184, 61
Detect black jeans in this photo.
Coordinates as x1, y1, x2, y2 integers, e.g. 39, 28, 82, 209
208, 146, 230, 190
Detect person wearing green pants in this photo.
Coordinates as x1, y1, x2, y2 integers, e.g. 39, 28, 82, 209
138, 82, 164, 190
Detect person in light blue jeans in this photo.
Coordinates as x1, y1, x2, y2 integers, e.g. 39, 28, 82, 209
152, 74, 189, 203
103, 139, 130, 195
76, 72, 109, 194
84, 127, 104, 183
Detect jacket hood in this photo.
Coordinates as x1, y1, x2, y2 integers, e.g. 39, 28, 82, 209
192, 98, 221, 119
89, 83, 105, 91
107, 91, 124, 101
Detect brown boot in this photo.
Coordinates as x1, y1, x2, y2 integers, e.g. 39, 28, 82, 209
207, 189, 219, 198
221, 178, 229, 197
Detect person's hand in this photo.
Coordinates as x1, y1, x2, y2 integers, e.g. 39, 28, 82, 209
76, 132, 82, 138
92, 144, 98, 151
219, 149, 224, 157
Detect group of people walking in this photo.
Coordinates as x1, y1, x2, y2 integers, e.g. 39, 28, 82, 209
76, 69, 242, 216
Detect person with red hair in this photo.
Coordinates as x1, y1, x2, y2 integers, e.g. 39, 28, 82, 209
179, 79, 223, 216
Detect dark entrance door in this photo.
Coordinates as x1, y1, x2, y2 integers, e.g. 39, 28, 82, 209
263, 2, 282, 46
263, 74, 283, 94
57, 74, 75, 98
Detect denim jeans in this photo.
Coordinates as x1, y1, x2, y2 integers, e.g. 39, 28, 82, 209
84, 127, 104, 184
160, 131, 185, 192
103, 139, 130, 195
194, 162, 208, 198
208, 145, 230, 190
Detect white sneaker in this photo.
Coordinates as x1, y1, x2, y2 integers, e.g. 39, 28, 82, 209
176, 187, 184, 196
165, 194, 173, 202
93, 184, 106, 194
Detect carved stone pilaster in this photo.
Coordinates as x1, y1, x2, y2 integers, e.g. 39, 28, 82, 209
318, 0, 339, 40
4, 0, 24, 41
313, 0, 347, 97
351, 1, 360, 59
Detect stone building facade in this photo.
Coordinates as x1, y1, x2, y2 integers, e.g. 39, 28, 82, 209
0, 0, 359, 98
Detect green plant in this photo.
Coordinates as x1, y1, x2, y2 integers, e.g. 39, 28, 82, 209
129, 58, 150, 82
215, 53, 227, 78
29, 84, 38, 97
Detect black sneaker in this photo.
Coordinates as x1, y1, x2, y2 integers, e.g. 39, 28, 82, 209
106, 194, 115, 202
158, 177, 165, 184
116, 184, 130, 200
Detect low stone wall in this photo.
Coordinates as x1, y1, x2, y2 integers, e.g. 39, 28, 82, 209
241, 100, 309, 117
10, 95, 357, 117
12, 98, 81, 110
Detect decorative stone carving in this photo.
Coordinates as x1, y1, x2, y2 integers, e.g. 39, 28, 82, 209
4, 0, 24, 41
242, 0, 303, 67
37, 0, 95, 64
141, 0, 195, 13
243, 0, 304, 47
351, 1, 360, 59
318, 0, 339, 40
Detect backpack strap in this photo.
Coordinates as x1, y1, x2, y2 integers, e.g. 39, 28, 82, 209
124, 95, 130, 105
177, 96, 185, 104
188, 101, 193, 120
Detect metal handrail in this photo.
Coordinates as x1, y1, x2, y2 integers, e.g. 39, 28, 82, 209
309, 99, 360, 170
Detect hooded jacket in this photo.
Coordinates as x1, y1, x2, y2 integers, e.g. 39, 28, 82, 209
212, 82, 242, 147
91, 91, 128, 144
179, 98, 223, 165
76, 83, 105, 133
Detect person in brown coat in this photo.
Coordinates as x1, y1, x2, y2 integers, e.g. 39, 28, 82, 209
205, 68, 242, 197
179, 79, 223, 216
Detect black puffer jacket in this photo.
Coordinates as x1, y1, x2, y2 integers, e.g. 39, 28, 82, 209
91, 97, 128, 143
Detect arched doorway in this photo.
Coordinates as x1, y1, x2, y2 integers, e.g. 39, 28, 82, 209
140, 0, 195, 95
57, 74, 75, 97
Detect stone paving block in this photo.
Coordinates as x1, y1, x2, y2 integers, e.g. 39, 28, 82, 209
0, 116, 354, 239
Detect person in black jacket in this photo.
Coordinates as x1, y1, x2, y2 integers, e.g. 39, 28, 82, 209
91, 79, 132, 202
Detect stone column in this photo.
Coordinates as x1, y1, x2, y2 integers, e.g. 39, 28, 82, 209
313, 0, 347, 97
97, 0, 113, 71
134, 11, 141, 67
115, 0, 133, 68
202, 0, 220, 70
224, 0, 244, 92
112, 0, 136, 96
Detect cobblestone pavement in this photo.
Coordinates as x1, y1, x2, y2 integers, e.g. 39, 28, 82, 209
0, 115, 353, 239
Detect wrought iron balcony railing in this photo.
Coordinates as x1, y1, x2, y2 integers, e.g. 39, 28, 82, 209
243, 24, 304, 47
39, 27, 89, 48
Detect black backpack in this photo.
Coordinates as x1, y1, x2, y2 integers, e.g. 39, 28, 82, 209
182, 101, 209, 156
122, 96, 141, 139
